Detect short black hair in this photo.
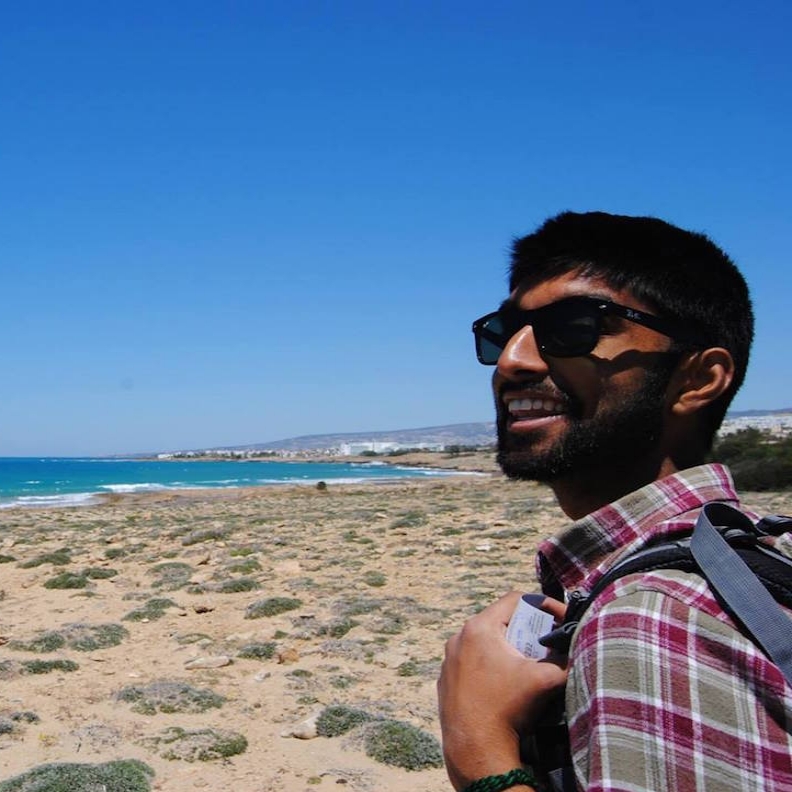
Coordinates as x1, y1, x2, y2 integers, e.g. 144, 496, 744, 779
509, 211, 754, 448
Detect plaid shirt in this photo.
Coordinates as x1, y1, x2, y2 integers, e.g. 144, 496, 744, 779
536, 464, 792, 792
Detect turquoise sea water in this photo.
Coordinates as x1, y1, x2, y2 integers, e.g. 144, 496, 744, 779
0, 457, 465, 509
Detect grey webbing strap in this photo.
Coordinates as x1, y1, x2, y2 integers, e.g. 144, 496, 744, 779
691, 503, 792, 687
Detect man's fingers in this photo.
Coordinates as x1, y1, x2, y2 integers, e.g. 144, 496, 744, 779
539, 596, 567, 620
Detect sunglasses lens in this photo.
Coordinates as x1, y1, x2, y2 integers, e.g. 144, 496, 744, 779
473, 299, 605, 364
474, 313, 508, 364
536, 311, 600, 357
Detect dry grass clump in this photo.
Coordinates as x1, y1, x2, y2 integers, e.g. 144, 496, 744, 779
149, 561, 192, 591
117, 680, 225, 715
144, 726, 248, 761
62, 623, 129, 651
0, 712, 38, 736
10, 623, 128, 653
190, 577, 259, 595
181, 527, 230, 546
9, 631, 66, 653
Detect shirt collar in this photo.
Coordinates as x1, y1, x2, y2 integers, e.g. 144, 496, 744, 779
537, 463, 739, 594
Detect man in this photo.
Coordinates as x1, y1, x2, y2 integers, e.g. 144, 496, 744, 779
437, 211, 792, 792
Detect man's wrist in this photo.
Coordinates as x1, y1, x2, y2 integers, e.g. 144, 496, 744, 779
460, 768, 536, 792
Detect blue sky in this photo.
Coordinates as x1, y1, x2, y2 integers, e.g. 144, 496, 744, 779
1, 1, 790, 456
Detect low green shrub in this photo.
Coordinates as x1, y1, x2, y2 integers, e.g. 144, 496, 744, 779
22, 659, 79, 674
44, 572, 88, 589
9, 631, 66, 653
84, 567, 118, 579
362, 570, 386, 587
215, 577, 259, 593
363, 720, 443, 770
244, 597, 302, 619
226, 558, 261, 574
397, 660, 419, 677
316, 705, 374, 737
389, 510, 427, 529
0, 759, 154, 792
710, 428, 792, 490
123, 598, 178, 622
19, 548, 72, 568
322, 617, 358, 638
237, 642, 277, 660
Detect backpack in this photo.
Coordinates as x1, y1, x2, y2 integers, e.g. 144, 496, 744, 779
526, 502, 792, 792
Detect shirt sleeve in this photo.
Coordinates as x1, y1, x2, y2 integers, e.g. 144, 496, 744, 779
565, 572, 792, 792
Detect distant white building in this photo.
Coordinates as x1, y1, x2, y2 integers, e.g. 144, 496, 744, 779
719, 413, 792, 438
337, 441, 446, 456
338, 441, 401, 455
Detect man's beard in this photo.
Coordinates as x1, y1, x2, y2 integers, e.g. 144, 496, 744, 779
496, 367, 673, 484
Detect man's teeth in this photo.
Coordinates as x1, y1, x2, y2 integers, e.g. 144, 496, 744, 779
507, 398, 566, 414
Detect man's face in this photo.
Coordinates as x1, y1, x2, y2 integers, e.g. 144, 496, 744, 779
493, 271, 680, 483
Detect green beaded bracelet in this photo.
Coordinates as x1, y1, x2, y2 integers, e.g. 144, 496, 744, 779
461, 768, 534, 792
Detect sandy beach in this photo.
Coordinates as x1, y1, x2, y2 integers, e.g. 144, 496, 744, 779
1, 453, 790, 792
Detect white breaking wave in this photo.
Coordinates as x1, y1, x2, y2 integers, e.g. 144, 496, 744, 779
0, 492, 99, 509
100, 483, 169, 493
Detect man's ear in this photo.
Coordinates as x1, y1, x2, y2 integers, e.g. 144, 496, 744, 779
668, 348, 735, 416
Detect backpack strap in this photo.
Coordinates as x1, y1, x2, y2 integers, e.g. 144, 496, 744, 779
691, 502, 792, 687
541, 506, 792, 658
757, 514, 792, 535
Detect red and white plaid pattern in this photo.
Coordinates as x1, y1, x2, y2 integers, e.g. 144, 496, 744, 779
536, 464, 792, 791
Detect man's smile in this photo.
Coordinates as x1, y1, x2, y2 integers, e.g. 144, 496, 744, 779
502, 391, 569, 431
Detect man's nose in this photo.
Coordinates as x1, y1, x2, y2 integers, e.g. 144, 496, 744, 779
496, 325, 550, 380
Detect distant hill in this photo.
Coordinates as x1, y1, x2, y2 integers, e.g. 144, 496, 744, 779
209, 422, 496, 454
234, 410, 791, 453
728, 408, 792, 418
153, 409, 792, 457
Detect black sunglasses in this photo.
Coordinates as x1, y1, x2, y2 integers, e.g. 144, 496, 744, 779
472, 296, 709, 364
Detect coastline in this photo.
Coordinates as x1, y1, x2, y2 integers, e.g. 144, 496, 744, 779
0, 452, 496, 512
136, 449, 500, 472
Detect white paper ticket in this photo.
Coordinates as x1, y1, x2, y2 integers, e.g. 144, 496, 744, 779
506, 594, 555, 660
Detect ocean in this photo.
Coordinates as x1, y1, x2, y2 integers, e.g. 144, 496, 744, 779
0, 457, 465, 509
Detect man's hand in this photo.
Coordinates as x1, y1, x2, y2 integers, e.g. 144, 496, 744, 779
437, 592, 568, 791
